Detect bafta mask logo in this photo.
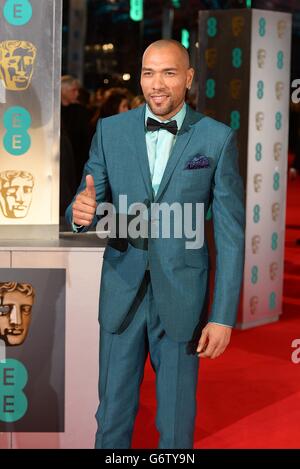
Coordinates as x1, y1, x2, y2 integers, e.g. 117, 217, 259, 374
230, 79, 242, 100
272, 202, 280, 222
273, 142, 282, 161
277, 20, 287, 39
0, 282, 35, 346
256, 112, 264, 131
0, 170, 34, 219
232, 16, 245, 37
269, 262, 278, 281
250, 296, 259, 315
204, 48, 217, 69
0, 40, 37, 91
254, 174, 263, 193
257, 49, 266, 69
251, 235, 261, 254
275, 81, 284, 100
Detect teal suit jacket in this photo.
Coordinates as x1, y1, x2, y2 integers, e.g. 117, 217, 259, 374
66, 104, 245, 342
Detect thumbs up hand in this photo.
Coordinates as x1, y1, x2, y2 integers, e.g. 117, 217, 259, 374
72, 175, 97, 226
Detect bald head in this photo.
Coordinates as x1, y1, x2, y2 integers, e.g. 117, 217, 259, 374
140, 39, 194, 120
143, 40, 190, 69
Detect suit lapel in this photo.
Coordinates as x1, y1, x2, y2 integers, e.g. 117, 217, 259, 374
130, 104, 205, 203
132, 105, 154, 200
154, 105, 204, 203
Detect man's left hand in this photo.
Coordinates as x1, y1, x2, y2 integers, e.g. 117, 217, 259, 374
196, 323, 232, 359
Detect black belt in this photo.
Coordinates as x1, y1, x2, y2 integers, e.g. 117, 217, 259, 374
128, 236, 148, 251
107, 236, 148, 252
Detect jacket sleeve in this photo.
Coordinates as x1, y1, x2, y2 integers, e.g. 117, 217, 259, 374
65, 119, 110, 232
208, 129, 246, 326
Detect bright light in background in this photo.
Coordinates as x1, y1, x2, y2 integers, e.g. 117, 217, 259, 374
130, 0, 143, 21
103, 43, 114, 51
246, 0, 252, 7
123, 73, 131, 81
172, 0, 181, 8
181, 29, 190, 49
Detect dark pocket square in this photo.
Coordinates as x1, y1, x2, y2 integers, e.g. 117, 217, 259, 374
184, 155, 210, 170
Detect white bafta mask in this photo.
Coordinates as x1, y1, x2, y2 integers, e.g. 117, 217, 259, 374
251, 235, 261, 254
269, 262, 278, 281
273, 142, 282, 161
0, 170, 34, 219
272, 203, 280, 222
277, 20, 287, 39
250, 296, 259, 315
257, 49, 266, 68
275, 81, 284, 100
254, 174, 263, 193
256, 112, 264, 131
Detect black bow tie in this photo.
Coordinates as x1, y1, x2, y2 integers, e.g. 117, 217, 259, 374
146, 117, 178, 135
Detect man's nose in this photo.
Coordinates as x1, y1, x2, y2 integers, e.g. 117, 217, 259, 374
9, 305, 22, 326
152, 74, 165, 90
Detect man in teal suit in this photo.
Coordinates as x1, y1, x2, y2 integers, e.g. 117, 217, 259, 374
66, 40, 245, 448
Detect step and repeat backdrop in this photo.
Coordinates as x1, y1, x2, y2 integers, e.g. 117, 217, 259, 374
0, 0, 62, 239
198, 9, 292, 329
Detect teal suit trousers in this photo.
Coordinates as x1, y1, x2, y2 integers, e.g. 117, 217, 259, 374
95, 271, 200, 449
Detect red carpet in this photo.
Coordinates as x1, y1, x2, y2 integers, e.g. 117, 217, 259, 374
132, 168, 300, 449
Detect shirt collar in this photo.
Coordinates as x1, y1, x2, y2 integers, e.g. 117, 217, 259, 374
145, 103, 186, 132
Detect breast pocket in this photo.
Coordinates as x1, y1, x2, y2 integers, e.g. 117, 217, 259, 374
179, 167, 213, 193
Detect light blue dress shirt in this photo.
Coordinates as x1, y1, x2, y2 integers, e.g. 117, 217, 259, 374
145, 103, 186, 196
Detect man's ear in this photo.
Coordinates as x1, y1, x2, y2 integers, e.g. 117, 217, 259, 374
187, 67, 195, 90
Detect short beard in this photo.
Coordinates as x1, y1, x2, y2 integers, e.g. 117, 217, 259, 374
146, 99, 174, 118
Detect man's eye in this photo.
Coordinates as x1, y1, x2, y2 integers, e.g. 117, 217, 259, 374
166, 72, 175, 76
143, 72, 152, 76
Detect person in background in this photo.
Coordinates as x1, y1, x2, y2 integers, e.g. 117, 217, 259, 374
100, 87, 131, 117
131, 94, 146, 109
90, 87, 131, 135
60, 75, 90, 188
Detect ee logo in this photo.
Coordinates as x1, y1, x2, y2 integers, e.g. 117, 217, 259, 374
0, 358, 28, 422
3, 0, 32, 26
230, 110, 240, 130
3, 106, 31, 156
206, 79, 216, 99
269, 292, 276, 310
271, 232, 278, 250
255, 143, 262, 161
207, 17, 217, 38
